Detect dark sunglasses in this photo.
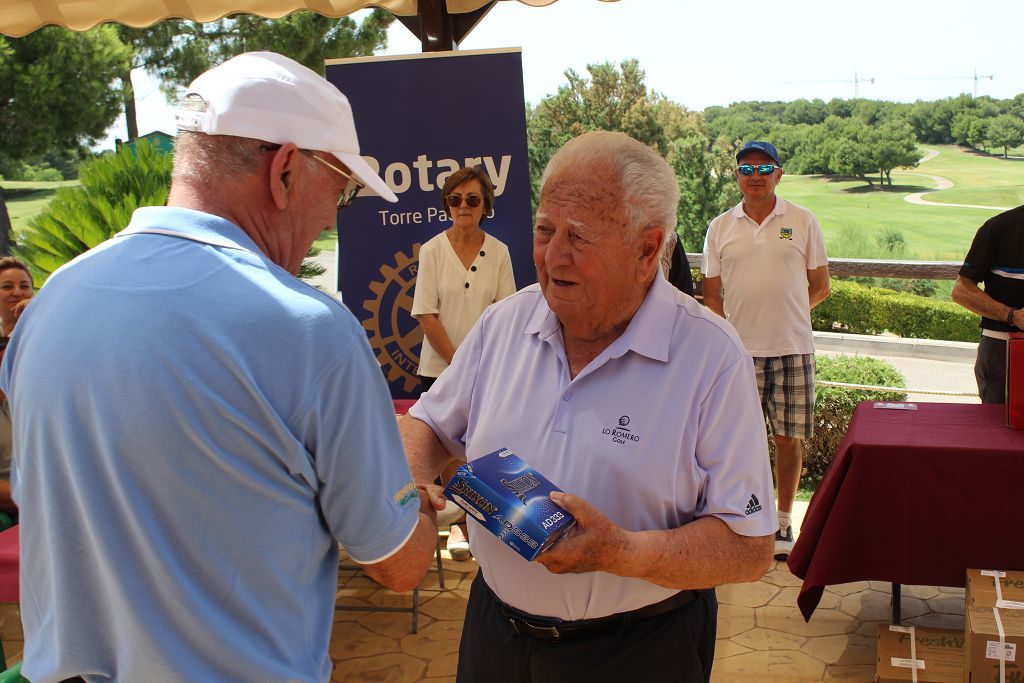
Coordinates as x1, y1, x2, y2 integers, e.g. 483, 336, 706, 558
737, 164, 779, 176
446, 194, 483, 208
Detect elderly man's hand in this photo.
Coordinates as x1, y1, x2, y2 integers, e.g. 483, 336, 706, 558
416, 483, 446, 526
535, 491, 631, 575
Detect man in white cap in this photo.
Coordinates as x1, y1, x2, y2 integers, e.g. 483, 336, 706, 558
0, 52, 438, 682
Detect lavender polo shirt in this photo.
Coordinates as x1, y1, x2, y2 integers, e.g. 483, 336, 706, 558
410, 275, 776, 621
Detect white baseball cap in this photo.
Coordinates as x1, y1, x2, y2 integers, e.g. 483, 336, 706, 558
175, 51, 397, 203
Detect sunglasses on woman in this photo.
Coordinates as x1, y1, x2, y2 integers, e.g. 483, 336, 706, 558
737, 164, 780, 176
446, 194, 483, 208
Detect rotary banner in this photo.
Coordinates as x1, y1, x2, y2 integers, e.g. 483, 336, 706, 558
326, 48, 534, 398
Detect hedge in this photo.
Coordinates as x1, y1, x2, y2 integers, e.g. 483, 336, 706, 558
811, 280, 979, 342
796, 354, 908, 488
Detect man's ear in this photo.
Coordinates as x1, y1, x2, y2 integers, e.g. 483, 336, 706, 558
636, 226, 665, 280
268, 144, 301, 211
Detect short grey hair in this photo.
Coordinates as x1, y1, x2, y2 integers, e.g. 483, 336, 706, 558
660, 228, 677, 277
171, 94, 315, 186
540, 131, 679, 241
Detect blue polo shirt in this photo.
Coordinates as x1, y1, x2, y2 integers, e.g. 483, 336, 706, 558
411, 275, 776, 620
0, 207, 420, 682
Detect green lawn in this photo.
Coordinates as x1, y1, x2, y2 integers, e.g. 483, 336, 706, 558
4, 180, 79, 231
780, 144, 1023, 260
902, 144, 1024, 208
313, 230, 338, 253
7, 145, 1021, 264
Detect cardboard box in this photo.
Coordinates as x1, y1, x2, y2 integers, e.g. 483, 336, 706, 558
967, 569, 1024, 610
875, 624, 964, 682
965, 606, 1024, 682
443, 447, 575, 561
1007, 333, 1024, 429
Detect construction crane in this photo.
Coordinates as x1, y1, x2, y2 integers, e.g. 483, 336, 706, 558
904, 69, 994, 97
781, 73, 876, 98
969, 69, 994, 97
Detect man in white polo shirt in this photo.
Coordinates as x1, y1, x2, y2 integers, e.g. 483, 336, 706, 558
402, 131, 776, 683
702, 141, 831, 561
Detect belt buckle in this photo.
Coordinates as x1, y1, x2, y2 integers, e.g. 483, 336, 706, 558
540, 624, 561, 642
509, 617, 561, 642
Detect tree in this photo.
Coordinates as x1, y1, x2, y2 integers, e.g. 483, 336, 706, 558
908, 97, 962, 144
527, 59, 738, 251
782, 98, 827, 126
951, 113, 990, 151
115, 23, 187, 141
831, 139, 875, 184
0, 26, 130, 255
987, 114, 1024, 158
114, 11, 393, 141
870, 121, 919, 186
145, 11, 391, 98
527, 59, 672, 204
668, 136, 741, 252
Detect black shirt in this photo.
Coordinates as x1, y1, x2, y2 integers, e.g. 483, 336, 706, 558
667, 238, 695, 298
960, 205, 1024, 332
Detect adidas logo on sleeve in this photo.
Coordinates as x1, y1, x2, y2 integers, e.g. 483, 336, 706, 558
744, 494, 763, 516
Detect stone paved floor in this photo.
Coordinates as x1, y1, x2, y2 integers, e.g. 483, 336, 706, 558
0, 526, 968, 682
329, 550, 967, 683
328, 504, 970, 683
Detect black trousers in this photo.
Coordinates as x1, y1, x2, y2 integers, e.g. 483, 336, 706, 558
456, 573, 717, 683
976, 335, 1007, 404
418, 375, 437, 395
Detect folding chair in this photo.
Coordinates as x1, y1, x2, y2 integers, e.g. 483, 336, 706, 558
335, 535, 446, 634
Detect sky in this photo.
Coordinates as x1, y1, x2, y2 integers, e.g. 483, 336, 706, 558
107, 0, 1023, 147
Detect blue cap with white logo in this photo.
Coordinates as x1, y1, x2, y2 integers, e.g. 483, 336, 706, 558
737, 141, 781, 166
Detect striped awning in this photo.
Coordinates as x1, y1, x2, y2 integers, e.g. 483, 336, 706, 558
0, 0, 562, 37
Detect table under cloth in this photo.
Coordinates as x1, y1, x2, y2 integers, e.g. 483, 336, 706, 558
788, 401, 1024, 621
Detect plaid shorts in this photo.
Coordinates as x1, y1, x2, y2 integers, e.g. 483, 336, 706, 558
753, 354, 815, 440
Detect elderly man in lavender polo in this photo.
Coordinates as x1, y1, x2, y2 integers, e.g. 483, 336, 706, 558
0, 52, 440, 683
402, 131, 776, 683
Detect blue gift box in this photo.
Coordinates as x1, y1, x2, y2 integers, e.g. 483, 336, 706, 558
443, 447, 576, 561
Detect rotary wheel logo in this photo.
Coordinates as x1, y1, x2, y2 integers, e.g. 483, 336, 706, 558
362, 244, 423, 393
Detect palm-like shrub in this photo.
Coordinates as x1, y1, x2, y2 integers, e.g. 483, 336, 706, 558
15, 141, 171, 285
15, 141, 328, 287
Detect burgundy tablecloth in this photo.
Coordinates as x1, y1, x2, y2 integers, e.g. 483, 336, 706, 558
788, 402, 1024, 621
0, 525, 18, 602
393, 399, 417, 416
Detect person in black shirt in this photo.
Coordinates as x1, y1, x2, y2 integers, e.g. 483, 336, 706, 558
661, 230, 695, 297
952, 205, 1024, 403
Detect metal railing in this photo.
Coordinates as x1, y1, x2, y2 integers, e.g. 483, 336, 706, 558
684, 254, 977, 398
684, 254, 962, 281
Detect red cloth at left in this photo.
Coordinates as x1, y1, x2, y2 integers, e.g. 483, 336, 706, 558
0, 525, 18, 603
392, 399, 417, 416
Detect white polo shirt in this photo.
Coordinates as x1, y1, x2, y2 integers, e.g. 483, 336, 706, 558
702, 198, 828, 357
410, 275, 776, 621
411, 231, 516, 378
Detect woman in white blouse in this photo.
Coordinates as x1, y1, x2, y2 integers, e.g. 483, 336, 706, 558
412, 166, 516, 390
411, 166, 516, 559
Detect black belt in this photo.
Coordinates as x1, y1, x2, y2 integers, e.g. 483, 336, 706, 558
497, 587, 699, 642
